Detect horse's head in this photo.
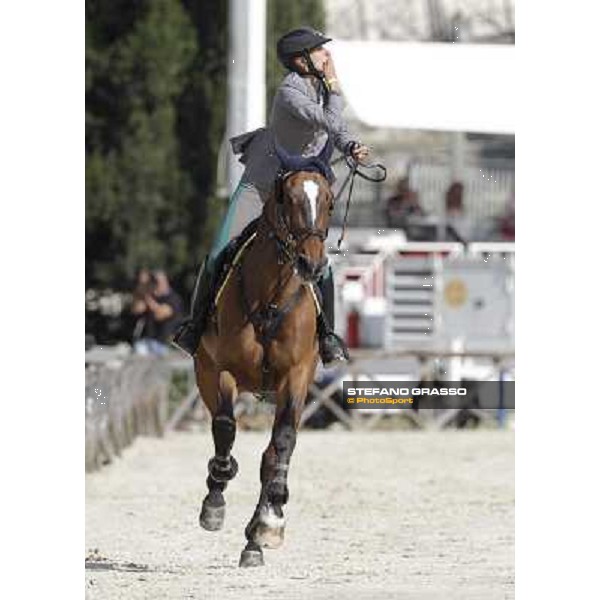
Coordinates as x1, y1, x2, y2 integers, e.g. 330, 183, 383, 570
269, 138, 335, 282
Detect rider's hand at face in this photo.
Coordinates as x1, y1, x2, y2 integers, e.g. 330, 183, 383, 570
320, 52, 342, 94
321, 51, 337, 80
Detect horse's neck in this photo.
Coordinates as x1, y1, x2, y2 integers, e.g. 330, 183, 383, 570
242, 217, 298, 305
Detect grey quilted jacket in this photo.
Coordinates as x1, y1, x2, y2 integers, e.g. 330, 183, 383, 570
231, 71, 356, 197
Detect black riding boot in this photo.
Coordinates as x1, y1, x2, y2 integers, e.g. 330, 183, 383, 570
316, 270, 350, 366
172, 256, 216, 356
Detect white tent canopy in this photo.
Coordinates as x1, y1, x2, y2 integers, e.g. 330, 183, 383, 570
329, 41, 514, 134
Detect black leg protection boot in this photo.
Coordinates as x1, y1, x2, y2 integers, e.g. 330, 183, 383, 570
316, 270, 350, 366
172, 256, 215, 356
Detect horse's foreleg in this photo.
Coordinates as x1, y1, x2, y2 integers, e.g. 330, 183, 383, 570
198, 369, 239, 531
240, 366, 308, 566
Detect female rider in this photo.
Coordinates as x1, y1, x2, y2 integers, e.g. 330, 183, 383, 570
174, 27, 368, 365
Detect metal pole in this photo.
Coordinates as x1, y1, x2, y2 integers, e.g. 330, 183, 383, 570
442, 11, 467, 241
226, 0, 266, 198
497, 366, 506, 428
450, 131, 466, 181
503, 0, 514, 31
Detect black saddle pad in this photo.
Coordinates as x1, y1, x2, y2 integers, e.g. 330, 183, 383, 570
213, 217, 260, 292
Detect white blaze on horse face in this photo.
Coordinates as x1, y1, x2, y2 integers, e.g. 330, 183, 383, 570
303, 179, 319, 225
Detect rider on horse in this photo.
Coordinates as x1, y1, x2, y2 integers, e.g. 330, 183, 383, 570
173, 27, 369, 365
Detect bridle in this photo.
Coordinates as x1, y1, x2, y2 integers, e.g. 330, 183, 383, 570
266, 137, 387, 271
264, 171, 333, 280
236, 170, 332, 385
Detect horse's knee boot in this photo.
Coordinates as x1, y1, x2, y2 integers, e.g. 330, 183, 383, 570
206, 415, 238, 490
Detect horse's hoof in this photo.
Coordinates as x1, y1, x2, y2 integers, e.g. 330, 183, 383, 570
252, 504, 285, 549
199, 493, 225, 531
239, 544, 264, 568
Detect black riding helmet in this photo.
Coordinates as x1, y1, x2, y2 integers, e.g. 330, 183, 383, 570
276, 26, 332, 73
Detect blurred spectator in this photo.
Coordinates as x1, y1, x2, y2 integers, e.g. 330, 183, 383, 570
497, 190, 515, 241
131, 267, 152, 310
446, 181, 464, 213
385, 176, 423, 228
131, 268, 153, 340
444, 181, 472, 243
132, 269, 184, 356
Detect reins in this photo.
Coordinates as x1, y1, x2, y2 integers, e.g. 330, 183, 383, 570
266, 150, 387, 260
330, 151, 387, 248
236, 150, 386, 388
239, 172, 334, 387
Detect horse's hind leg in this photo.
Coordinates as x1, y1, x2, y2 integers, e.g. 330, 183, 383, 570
240, 366, 308, 567
197, 364, 239, 532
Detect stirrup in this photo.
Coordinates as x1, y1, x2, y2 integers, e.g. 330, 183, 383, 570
319, 331, 350, 367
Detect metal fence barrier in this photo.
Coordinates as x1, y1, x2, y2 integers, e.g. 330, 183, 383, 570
85, 356, 170, 472
85, 345, 513, 468
298, 349, 515, 430
159, 350, 514, 432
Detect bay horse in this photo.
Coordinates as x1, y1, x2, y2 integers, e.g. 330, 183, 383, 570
193, 139, 336, 567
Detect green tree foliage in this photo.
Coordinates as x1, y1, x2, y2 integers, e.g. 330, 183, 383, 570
176, 1, 228, 289
266, 0, 326, 113
86, 0, 227, 290
86, 0, 324, 293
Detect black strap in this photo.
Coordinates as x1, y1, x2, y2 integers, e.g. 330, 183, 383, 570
331, 151, 388, 248
237, 261, 305, 353
301, 49, 329, 107
336, 160, 358, 249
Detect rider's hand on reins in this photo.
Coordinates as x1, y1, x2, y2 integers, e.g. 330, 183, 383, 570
351, 144, 369, 163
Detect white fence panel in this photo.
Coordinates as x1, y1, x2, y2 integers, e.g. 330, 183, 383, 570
384, 246, 514, 352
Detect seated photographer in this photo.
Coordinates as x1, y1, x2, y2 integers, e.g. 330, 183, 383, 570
132, 269, 184, 357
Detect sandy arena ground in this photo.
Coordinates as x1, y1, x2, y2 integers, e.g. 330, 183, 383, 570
85, 429, 514, 599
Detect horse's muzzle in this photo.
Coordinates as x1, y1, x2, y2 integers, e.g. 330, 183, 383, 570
296, 255, 327, 282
